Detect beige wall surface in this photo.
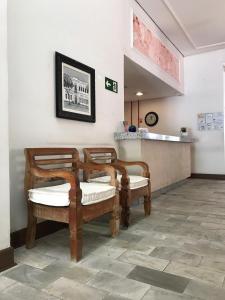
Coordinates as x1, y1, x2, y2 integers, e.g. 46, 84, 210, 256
141, 141, 191, 191
118, 139, 191, 192
125, 49, 225, 174
0, 0, 10, 249
8, 0, 125, 232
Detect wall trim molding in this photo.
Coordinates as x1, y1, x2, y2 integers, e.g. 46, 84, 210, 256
0, 247, 15, 272
162, 0, 196, 49
162, 0, 225, 51
151, 179, 188, 199
191, 173, 225, 180
11, 220, 67, 249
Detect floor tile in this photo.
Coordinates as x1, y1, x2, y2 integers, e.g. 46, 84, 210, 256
150, 246, 202, 266
127, 265, 190, 293
43, 257, 97, 284
103, 294, 132, 300
79, 255, 134, 276
0, 276, 16, 292
165, 262, 224, 287
116, 232, 144, 243
106, 236, 157, 254
90, 245, 127, 259
63, 265, 98, 283
2, 282, 59, 300
118, 250, 169, 271
36, 244, 71, 261
200, 222, 225, 230
130, 229, 168, 241
180, 241, 225, 258
43, 260, 77, 275
44, 277, 106, 300
142, 286, 199, 300
0, 294, 17, 300
15, 246, 57, 269
184, 279, 225, 300
88, 271, 150, 300
199, 256, 225, 273
3, 264, 59, 289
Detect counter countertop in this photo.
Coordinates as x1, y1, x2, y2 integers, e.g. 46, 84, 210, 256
114, 132, 193, 143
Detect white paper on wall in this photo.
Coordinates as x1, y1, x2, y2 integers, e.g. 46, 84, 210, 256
197, 112, 224, 131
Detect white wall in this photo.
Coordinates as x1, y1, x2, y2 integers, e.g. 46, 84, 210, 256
0, 0, 10, 249
8, 0, 124, 231
125, 49, 225, 174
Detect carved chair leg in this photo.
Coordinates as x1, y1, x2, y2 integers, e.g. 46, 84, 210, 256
26, 202, 37, 249
144, 181, 151, 216
121, 205, 130, 228
144, 195, 151, 215
110, 194, 120, 237
69, 224, 82, 261
69, 208, 83, 261
120, 190, 131, 228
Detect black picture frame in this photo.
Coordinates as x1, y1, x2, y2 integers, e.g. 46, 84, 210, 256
55, 52, 96, 122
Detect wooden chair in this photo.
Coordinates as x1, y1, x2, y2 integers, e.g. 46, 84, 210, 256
24, 148, 120, 261
83, 148, 151, 227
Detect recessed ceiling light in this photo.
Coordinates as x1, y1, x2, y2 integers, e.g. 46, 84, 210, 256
136, 91, 143, 96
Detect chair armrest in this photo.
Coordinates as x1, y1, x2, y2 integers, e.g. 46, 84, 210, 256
30, 166, 78, 205
109, 163, 130, 186
78, 162, 118, 187
109, 162, 128, 177
116, 160, 150, 178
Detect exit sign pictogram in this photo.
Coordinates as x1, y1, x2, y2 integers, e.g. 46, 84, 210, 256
105, 77, 118, 93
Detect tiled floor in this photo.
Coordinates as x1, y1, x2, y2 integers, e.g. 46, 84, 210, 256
1, 179, 225, 299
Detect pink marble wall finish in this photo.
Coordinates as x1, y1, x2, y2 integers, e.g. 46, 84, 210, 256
133, 15, 180, 82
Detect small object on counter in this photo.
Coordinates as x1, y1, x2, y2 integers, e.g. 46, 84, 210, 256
128, 125, 137, 132
117, 121, 128, 132
180, 127, 188, 136
123, 121, 129, 132
138, 127, 149, 133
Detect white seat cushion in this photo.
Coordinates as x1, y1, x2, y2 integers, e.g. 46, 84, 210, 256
89, 175, 149, 190
29, 182, 116, 207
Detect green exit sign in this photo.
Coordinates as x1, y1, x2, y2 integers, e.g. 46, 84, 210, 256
105, 77, 118, 93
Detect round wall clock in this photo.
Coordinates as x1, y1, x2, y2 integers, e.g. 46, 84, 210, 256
145, 112, 159, 127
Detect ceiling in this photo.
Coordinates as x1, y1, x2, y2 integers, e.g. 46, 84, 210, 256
136, 0, 225, 56
124, 56, 181, 101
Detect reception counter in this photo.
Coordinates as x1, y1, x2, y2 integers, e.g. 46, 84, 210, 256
115, 132, 193, 192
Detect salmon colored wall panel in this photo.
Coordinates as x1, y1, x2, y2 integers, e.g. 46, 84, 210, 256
133, 14, 180, 82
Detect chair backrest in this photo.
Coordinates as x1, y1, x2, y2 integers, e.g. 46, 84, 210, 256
83, 148, 117, 181
24, 148, 79, 191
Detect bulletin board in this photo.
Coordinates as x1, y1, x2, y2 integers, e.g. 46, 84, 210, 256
197, 112, 224, 131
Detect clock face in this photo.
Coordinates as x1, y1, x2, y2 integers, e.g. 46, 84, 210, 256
145, 112, 159, 127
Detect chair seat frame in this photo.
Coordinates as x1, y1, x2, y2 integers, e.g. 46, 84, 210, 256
24, 148, 120, 261
83, 148, 151, 227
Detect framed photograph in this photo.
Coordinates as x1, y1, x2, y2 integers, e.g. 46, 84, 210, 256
55, 52, 95, 122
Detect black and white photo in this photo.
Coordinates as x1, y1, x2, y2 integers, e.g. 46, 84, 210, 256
55, 52, 95, 122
